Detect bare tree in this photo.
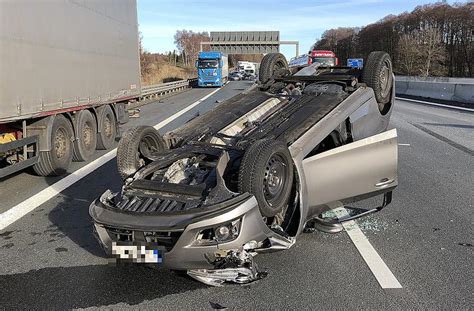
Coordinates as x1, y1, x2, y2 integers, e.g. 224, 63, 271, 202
312, 2, 473, 77
397, 32, 420, 75
418, 27, 446, 76
174, 30, 209, 67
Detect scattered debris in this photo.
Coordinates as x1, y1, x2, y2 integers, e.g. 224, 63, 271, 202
188, 247, 267, 286
356, 218, 388, 232
0, 230, 14, 237
1, 243, 14, 249
129, 108, 140, 118
209, 301, 227, 309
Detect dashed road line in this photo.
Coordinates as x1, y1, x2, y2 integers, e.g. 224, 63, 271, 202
336, 207, 403, 289
0, 88, 221, 231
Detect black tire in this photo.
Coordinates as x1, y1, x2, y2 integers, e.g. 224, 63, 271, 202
117, 126, 167, 180
362, 51, 393, 112
238, 139, 294, 218
72, 110, 97, 161
96, 105, 117, 150
33, 114, 74, 176
259, 53, 289, 85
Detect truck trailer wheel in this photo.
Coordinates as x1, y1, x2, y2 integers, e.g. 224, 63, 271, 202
362, 51, 393, 112
33, 115, 74, 176
96, 105, 117, 150
72, 110, 97, 161
238, 139, 294, 218
117, 126, 167, 180
259, 53, 289, 86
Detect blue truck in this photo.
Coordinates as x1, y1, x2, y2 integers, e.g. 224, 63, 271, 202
196, 51, 229, 87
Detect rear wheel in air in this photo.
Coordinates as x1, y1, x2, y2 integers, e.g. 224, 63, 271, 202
362, 51, 393, 113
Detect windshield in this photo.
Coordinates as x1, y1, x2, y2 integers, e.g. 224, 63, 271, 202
312, 57, 336, 67
245, 69, 254, 74
198, 60, 219, 68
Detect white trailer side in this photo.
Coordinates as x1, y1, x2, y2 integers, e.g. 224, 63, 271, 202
0, 0, 140, 122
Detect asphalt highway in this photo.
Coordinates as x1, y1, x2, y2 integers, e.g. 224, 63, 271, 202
0, 81, 472, 310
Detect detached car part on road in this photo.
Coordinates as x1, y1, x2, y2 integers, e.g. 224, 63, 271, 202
90, 51, 398, 286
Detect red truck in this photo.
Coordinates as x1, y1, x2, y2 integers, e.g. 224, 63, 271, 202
289, 50, 339, 68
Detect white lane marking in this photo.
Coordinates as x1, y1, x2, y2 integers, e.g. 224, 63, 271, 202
396, 97, 474, 112
335, 207, 403, 289
0, 150, 116, 231
398, 143, 411, 146
0, 88, 221, 231
153, 87, 220, 130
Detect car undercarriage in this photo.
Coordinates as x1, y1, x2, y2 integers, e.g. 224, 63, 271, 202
90, 51, 399, 286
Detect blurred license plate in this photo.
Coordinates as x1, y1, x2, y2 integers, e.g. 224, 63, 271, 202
111, 242, 164, 264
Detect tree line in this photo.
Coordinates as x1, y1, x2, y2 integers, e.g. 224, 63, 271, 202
312, 2, 473, 77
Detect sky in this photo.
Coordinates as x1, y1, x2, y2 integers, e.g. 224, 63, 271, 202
138, 0, 455, 59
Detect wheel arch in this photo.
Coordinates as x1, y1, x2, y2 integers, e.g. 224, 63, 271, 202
26, 114, 73, 152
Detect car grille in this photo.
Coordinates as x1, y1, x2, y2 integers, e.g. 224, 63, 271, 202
114, 196, 201, 213
105, 227, 183, 252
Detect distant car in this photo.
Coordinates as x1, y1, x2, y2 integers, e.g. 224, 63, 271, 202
245, 73, 256, 81
90, 51, 397, 286
229, 72, 241, 81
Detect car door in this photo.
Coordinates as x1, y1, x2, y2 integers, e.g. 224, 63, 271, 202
302, 129, 398, 208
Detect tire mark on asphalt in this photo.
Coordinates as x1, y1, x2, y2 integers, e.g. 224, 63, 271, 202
410, 122, 474, 156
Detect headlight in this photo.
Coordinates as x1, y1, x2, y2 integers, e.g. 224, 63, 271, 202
194, 218, 241, 245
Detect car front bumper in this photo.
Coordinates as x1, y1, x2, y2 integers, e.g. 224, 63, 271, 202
90, 192, 279, 270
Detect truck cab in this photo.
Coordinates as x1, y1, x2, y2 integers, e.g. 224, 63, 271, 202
289, 50, 339, 70
196, 51, 228, 87
310, 50, 339, 67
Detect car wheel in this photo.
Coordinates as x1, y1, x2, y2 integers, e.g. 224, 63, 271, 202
362, 51, 393, 113
33, 115, 74, 176
259, 53, 290, 86
117, 125, 167, 180
238, 139, 294, 218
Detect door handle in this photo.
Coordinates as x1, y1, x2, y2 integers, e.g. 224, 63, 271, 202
375, 178, 395, 188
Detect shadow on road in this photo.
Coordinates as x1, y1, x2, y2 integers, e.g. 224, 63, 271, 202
0, 264, 205, 309
47, 159, 122, 258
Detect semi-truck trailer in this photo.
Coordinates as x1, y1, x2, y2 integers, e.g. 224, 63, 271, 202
0, 0, 140, 178
196, 52, 228, 87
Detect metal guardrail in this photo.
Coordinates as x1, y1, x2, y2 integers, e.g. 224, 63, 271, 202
140, 79, 191, 99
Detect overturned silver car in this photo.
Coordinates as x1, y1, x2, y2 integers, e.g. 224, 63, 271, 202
90, 51, 398, 286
